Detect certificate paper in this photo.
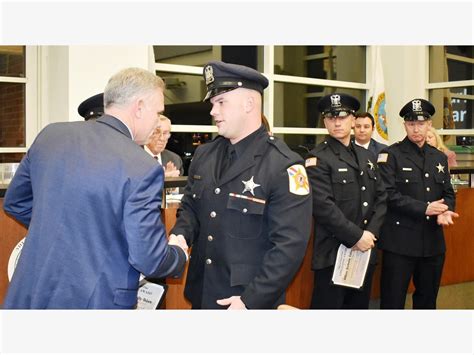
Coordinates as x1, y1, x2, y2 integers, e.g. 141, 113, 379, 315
136, 281, 167, 310
332, 245, 371, 289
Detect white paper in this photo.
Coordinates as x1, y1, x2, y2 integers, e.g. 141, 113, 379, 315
166, 193, 183, 201
332, 245, 371, 289
136, 281, 166, 310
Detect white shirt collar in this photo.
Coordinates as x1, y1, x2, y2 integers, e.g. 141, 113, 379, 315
355, 140, 370, 150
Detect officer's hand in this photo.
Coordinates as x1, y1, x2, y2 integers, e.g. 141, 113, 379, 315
426, 199, 449, 216
353, 230, 376, 252
437, 210, 459, 226
216, 296, 247, 310
168, 234, 189, 258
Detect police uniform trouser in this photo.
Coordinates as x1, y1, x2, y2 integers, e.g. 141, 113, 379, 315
310, 263, 376, 309
380, 250, 445, 309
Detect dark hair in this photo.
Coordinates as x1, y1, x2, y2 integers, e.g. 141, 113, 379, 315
356, 112, 375, 127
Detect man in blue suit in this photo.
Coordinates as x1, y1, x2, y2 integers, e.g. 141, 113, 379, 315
3, 67, 188, 309
353, 112, 388, 159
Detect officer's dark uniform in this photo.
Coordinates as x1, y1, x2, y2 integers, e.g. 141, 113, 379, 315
378, 98, 456, 309
171, 61, 312, 309
306, 93, 387, 309
77, 93, 104, 120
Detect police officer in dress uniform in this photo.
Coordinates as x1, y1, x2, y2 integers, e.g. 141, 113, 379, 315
77, 93, 104, 120
169, 61, 312, 309
378, 98, 458, 309
306, 93, 387, 309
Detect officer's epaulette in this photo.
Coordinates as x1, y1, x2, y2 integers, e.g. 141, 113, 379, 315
267, 135, 293, 159
313, 141, 329, 153
425, 143, 440, 152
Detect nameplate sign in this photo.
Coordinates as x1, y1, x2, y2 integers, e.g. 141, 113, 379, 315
136, 281, 167, 310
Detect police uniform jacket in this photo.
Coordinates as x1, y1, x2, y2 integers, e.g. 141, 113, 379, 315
377, 137, 455, 257
171, 126, 312, 309
368, 138, 388, 158
3, 115, 186, 309
307, 136, 387, 270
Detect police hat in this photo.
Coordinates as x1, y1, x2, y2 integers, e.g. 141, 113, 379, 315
399, 98, 435, 121
203, 61, 269, 102
317, 93, 360, 118
78, 93, 104, 120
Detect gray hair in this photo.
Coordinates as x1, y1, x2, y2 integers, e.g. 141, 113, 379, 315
104, 67, 165, 108
159, 114, 171, 125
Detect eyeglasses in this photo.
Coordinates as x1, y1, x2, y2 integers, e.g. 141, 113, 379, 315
153, 129, 171, 139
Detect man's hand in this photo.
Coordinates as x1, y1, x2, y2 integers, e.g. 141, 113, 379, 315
437, 210, 459, 226
168, 233, 189, 258
216, 296, 247, 310
164, 161, 180, 178
426, 199, 449, 216
353, 230, 376, 252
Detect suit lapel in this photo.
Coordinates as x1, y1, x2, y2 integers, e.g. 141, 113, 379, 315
401, 138, 424, 170
161, 150, 170, 166
218, 131, 267, 186
328, 138, 359, 170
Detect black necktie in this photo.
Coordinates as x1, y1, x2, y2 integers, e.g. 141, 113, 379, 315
220, 145, 236, 178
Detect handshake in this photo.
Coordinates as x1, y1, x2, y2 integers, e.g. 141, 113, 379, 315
168, 234, 189, 260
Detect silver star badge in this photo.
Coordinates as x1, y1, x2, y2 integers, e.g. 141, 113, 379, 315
367, 159, 375, 170
242, 176, 261, 196
436, 163, 445, 173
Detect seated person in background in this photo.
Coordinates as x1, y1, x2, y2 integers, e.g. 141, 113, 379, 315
353, 112, 388, 158
426, 126, 458, 168
145, 115, 184, 177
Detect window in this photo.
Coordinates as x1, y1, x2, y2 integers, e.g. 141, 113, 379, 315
428, 46, 474, 146
0, 46, 37, 163
152, 45, 367, 173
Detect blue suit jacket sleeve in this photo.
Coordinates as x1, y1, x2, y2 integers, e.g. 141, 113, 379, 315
4, 152, 33, 228
124, 165, 186, 279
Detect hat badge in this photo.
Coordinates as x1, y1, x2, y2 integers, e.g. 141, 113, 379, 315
204, 65, 214, 85
330, 94, 341, 108
411, 99, 422, 112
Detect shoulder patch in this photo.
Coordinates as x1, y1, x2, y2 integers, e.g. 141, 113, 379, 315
377, 153, 388, 163
287, 164, 310, 196
305, 157, 317, 168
